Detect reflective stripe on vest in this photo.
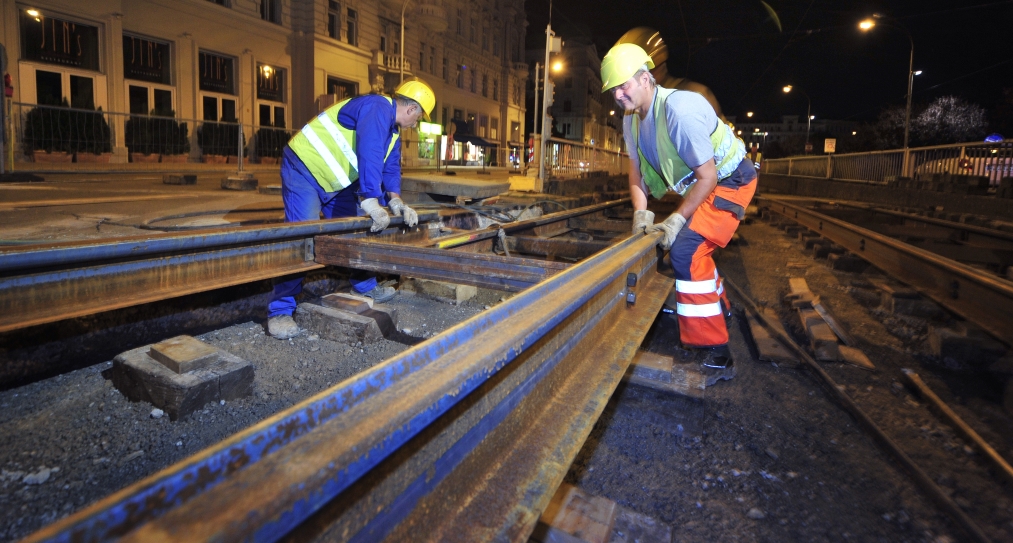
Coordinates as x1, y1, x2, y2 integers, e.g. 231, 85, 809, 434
632, 87, 747, 200
288, 96, 399, 193
676, 301, 723, 318
676, 277, 717, 294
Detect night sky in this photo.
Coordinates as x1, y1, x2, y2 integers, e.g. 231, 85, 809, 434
525, 0, 1013, 126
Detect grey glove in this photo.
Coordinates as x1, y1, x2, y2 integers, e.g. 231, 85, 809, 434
646, 213, 687, 251
359, 198, 390, 232
388, 197, 418, 228
632, 209, 655, 235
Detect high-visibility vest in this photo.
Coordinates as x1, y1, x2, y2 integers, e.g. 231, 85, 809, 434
632, 87, 746, 200
287, 96, 400, 193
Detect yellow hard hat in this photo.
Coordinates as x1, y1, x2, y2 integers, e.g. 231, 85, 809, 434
394, 79, 435, 121
616, 27, 668, 67
600, 43, 654, 92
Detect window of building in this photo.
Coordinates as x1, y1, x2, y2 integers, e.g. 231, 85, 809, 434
128, 85, 173, 115
493, 33, 500, 57
206, 0, 230, 6
470, 18, 476, 43
346, 8, 358, 45
327, 76, 357, 100
564, 77, 572, 89
563, 100, 571, 113
419, 42, 425, 71
257, 64, 286, 127
481, 74, 488, 97
260, 0, 280, 24
430, 46, 435, 74
491, 118, 498, 140
199, 50, 237, 122
470, 70, 476, 93
456, 9, 463, 35
467, 112, 476, 134
482, 23, 489, 51
456, 64, 464, 89
327, 1, 340, 39
453, 109, 463, 120
20, 11, 100, 72
492, 78, 498, 101
123, 34, 174, 115
479, 115, 488, 137
443, 57, 449, 82
510, 121, 520, 139
441, 107, 448, 124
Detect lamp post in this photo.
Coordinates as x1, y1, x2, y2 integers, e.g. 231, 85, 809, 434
399, 0, 411, 84
783, 85, 811, 154
860, 16, 917, 150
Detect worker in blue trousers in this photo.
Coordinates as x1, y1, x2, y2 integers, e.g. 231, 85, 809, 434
266, 80, 436, 339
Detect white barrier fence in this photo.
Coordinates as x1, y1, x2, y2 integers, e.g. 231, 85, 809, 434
763, 141, 1013, 185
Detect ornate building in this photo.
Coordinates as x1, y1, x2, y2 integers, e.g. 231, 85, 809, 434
0, 0, 527, 162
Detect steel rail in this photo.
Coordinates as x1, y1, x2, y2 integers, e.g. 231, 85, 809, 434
0, 214, 435, 334
25, 231, 671, 543
429, 197, 629, 249
759, 196, 1013, 345
833, 201, 1013, 249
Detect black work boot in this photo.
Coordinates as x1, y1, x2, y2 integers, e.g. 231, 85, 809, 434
698, 345, 736, 385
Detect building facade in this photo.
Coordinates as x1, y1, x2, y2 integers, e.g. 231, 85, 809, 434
731, 115, 859, 151
0, 0, 527, 162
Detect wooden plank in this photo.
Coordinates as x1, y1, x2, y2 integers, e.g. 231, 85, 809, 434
623, 351, 706, 399
532, 483, 618, 543
798, 308, 842, 361
839, 345, 875, 370
745, 311, 798, 364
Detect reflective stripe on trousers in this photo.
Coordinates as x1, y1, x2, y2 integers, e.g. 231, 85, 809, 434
668, 211, 732, 348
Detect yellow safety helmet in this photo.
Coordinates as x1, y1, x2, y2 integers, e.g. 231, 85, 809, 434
600, 43, 654, 92
394, 79, 435, 121
615, 27, 668, 67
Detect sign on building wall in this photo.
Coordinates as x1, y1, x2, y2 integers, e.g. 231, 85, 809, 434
199, 51, 235, 95
20, 11, 100, 71
824, 138, 837, 153
123, 35, 171, 84
257, 64, 285, 102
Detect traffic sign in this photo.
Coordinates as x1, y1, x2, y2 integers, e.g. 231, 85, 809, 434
824, 138, 837, 153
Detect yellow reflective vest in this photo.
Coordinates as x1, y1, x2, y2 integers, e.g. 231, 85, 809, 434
632, 87, 746, 199
288, 96, 399, 193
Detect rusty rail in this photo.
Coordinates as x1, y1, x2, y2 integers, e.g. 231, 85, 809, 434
25, 231, 670, 543
759, 196, 1013, 345
0, 214, 433, 334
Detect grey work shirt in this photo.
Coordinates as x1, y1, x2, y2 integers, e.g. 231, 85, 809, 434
622, 88, 719, 179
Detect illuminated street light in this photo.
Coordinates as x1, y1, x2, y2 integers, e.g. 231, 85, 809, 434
783, 85, 812, 154
747, 111, 754, 118
852, 131, 857, 135
552, 61, 564, 72
753, 127, 760, 132
859, 14, 917, 154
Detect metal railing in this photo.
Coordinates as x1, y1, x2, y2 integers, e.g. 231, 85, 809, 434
9, 102, 299, 165
544, 137, 629, 179
762, 140, 1013, 185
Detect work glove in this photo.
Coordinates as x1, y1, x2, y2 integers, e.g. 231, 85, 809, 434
646, 213, 687, 251
632, 209, 655, 236
359, 198, 390, 232
388, 197, 418, 228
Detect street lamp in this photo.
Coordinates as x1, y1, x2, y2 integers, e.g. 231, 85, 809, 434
746, 111, 754, 118
399, 0, 412, 84
783, 85, 812, 154
860, 15, 917, 150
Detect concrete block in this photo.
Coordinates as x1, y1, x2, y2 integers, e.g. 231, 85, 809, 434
888, 296, 944, 319
813, 243, 845, 259
828, 253, 869, 273
929, 323, 1007, 368
320, 292, 373, 313
258, 184, 282, 195
623, 351, 707, 398
803, 236, 823, 250
294, 302, 397, 344
149, 335, 220, 374
783, 225, 804, 237
221, 174, 258, 191
163, 174, 196, 185
400, 277, 477, 305
799, 308, 841, 361
108, 338, 254, 420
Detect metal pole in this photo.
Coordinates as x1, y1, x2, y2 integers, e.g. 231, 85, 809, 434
532, 62, 541, 138
903, 39, 914, 150
237, 121, 244, 172
400, 0, 410, 85
539, 24, 553, 185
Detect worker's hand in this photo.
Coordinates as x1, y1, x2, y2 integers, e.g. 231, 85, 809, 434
632, 209, 655, 236
359, 198, 390, 232
388, 197, 418, 228
646, 213, 687, 251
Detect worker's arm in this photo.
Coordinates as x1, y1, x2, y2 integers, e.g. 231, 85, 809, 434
348, 97, 396, 200
381, 136, 403, 200
628, 156, 649, 211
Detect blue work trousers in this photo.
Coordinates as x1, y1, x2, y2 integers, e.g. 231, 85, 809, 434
267, 147, 379, 318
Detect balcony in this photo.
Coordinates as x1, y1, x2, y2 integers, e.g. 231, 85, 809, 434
373, 51, 412, 73
419, 4, 448, 33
